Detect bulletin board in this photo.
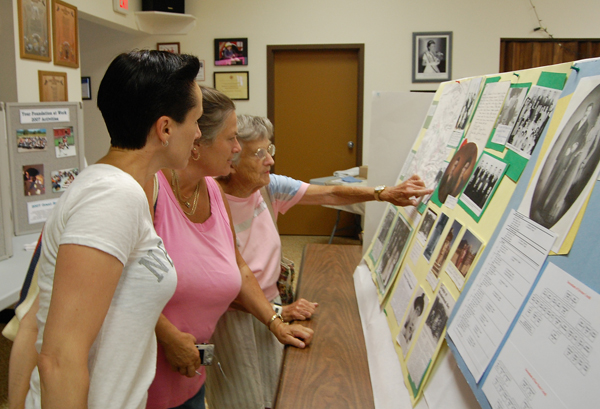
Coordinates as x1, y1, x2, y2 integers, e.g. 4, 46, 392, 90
5, 102, 85, 235
362, 60, 577, 406
0, 103, 13, 260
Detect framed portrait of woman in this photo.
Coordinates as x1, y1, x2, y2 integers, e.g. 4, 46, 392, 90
17, 0, 52, 61
52, 0, 79, 68
412, 32, 452, 83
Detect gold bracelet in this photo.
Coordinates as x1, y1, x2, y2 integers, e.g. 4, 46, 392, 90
268, 312, 283, 328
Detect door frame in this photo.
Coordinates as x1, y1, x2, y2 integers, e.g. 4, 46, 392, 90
266, 44, 365, 169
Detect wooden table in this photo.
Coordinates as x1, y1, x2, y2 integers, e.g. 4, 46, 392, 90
274, 244, 375, 409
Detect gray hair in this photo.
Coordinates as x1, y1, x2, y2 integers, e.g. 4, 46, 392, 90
197, 86, 236, 145
232, 114, 273, 164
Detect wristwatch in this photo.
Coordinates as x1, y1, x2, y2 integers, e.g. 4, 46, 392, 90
374, 185, 386, 201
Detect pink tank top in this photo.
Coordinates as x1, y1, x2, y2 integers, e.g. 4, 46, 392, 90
147, 172, 242, 409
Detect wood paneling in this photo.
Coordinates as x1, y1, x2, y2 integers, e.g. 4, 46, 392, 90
274, 244, 373, 409
500, 38, 600, 72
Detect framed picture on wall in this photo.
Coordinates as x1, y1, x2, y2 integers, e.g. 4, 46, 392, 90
214, 38, 248, 66
214, 71, 249, 100
52, 0, 79, 68
38, 70, 68, 102
412, 32, 452, 83
157, 42, 180, 54
17, 0, 52, 62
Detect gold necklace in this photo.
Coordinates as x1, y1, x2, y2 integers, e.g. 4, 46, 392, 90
171, 170, 201, 216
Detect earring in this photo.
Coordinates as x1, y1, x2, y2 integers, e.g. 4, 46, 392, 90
162, 140, 169, 147
191, 147, 200, 161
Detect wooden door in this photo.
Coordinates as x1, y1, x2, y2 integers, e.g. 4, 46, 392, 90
500, 38, 600, 72
267, 45, 364, 235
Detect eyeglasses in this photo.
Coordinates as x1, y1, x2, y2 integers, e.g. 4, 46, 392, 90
254, 144, 275, 160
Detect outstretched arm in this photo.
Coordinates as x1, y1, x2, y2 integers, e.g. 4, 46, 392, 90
298, 174, 432, 207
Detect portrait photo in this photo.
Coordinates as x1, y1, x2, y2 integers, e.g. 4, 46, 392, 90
431, 219, 462, 278
23, 164, 45, 196
416, 208, 437, 245
455, 77, 483, 131
376, 213, 412, 293
412, 32, 452, 83
423, 213, 449, 262
214, 38, 248, 66
436, 142, 477, 204
398, 288, 429, 356
506, 86, 562, 159
526, 79, 600, 230
460, 153, 507, 218
17, 128, 47, 152
369, 206, 397, 264
449, 229, 483, 278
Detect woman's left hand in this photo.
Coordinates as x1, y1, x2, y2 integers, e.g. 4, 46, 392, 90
381, 175, 434, 207
281, 298, 318, 322
271, 321, 314, 348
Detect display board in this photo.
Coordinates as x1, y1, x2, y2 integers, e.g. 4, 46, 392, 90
4, 102, 85, 235
0, 103, 13, 261
361, 60, 580, 406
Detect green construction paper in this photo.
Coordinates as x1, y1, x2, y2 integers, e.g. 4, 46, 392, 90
485, 82, 532, 152
423, 100, 438, 129
537, 71, 568, 90
485, 76, 501, 84
504, 149, 529, 182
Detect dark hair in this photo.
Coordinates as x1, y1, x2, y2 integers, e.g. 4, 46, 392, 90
414, 293, 425, 313
427, 40, 436, 49
97, 50, 200, 150
197, 86, 236, 145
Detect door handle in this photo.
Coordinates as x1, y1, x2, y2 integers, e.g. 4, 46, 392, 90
347, 141, 354, 149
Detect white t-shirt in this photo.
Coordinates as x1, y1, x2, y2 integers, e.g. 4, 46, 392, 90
26, 164, 177, 409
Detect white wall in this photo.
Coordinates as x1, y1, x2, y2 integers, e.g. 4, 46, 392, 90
9, 0, 600, 163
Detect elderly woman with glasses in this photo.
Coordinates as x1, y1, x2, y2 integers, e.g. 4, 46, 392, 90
209, 114, 432, 409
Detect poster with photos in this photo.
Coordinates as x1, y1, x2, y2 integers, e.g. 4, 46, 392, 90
17, 128, 47, 152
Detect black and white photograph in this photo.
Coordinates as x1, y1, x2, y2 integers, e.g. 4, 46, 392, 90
431, 219, 462, 278
506, 86, 561, 158
17, 128, 47, 152
424, 286, 455, 342
460, 153, 507, 218
412, 32, 452, 83
23, 164, 45, 196
397, 288, 429, 356
455, 77, 483, 131
376, 213, 413, 293
491, 86, 530, 146
368, 206, 397, 265
523, 77, 600, 237
51, 167, 79, 193
416, 208, 437, 245
423, 213, 449, 262
419, 162, 447, 208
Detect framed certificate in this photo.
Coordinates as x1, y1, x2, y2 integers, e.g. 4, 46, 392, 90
17, 0, 52, 62
38, 70, 68, 102
52, 0, 79, 68
214, 71, 249, 100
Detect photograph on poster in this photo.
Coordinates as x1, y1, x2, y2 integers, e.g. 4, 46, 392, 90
431, 219, 462, 278
436, 142, 477, 203
389, 265, 418, 326
214, 38, 247, 66
406, 284, 456, 396
523, 77, 600, 236
423, 213, 449, 262
17, 128, 47, 152
54, 126, 76, 157
416, 208, 437, 245
368, 206, 397, 264
449, 229, 483, 278
419, 162, 447, 210
506, 86, 562, 158
23, 164, 45, 196
376, 213, 412, 292
455, 77, 483, 131
51, 167, 78, 193
18, 0, 51, 62
460, 153, 507, 217
491, 86, 529, 146
397, 288, 429, 356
